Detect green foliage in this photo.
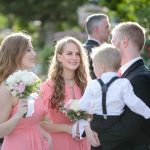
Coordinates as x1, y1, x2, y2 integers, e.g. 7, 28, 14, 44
0, 0, 88, 28
24, 80, 41, 98
0, 0, 88, 48
135, 0, 150, 35
38, 44, 55, 74
100, 0, 150, 34
141, 39, 150, 69
0, 14, 8, 28
59, 101, 90, 122
66, 110, 89, 122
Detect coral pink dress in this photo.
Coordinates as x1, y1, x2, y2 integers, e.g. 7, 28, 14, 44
41, 80, 90, 150
1, 97, 49, 150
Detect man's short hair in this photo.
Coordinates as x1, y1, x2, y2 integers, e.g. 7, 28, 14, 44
86, 13, 108, 35
112, 22, 146, 51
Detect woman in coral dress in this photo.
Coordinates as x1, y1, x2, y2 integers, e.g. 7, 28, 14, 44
0, 32, 51, 150
1, 97, 50, 150
40, 36, 91, 150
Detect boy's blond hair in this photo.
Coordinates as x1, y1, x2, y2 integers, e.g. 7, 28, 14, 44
91, 43, 121, 71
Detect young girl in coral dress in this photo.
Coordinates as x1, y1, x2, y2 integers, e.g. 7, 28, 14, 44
0, 32, 51, 150
40, 36, 91, 150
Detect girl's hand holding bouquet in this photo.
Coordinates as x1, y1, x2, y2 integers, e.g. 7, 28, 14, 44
59, 99, 90, 122
5, 70, 41, 117
59, 99, 91, 140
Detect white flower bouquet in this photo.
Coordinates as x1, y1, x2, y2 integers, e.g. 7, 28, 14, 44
59, 100, 90, 122
5, 70, 41, 117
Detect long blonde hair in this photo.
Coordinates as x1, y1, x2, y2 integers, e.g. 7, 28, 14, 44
48, 36, 90, 109
0, 32, 32, 84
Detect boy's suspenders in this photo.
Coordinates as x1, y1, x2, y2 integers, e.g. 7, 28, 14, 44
97, 76, 119, 119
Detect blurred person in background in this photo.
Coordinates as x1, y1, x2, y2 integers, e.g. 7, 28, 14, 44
83, 13, 111, 79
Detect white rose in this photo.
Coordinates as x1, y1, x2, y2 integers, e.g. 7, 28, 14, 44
6, 85, 13, 91
11, 91, 17, 97
7, 70, 24, 84
6, 74, 16, 85
21, 71, 39, 85
70, 100, 80, 112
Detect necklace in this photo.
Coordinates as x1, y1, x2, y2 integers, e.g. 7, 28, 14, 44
64, 79, 75, 99
70, 86, 75, 99
64, 79, 75, 87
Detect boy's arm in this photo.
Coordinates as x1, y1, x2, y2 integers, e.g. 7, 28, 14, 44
124, 80, 150, 119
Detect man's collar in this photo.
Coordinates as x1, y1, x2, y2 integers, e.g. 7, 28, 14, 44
120, 57, 142, 75
88, 38, 101, 45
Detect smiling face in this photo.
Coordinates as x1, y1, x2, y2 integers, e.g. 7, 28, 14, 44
20, 41, 36, 70
57, 42, 80, 73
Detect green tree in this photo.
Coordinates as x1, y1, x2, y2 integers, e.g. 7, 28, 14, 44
100, 0, 150, 34
0, 0, 88, 26
0, 0, 88, 46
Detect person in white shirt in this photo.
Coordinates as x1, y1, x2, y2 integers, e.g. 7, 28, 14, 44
70, 43, 150, 150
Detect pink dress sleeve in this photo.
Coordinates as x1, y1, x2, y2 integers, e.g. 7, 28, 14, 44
39, 80, 55, 115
